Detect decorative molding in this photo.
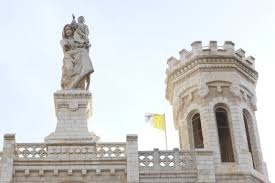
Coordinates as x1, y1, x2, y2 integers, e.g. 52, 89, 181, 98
166, 56, 258, 102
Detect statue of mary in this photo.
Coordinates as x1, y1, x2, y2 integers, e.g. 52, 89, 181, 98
60, 15, 94, 90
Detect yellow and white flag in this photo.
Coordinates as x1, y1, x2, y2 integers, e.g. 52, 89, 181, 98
145, 113, 165, 131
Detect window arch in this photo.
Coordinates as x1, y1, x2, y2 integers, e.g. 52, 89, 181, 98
191, 113, 204, 148
215, 106, 235, 162
243, 109, 256, 169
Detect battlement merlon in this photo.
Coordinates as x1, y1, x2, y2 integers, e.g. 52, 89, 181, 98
165, 41, 259, 103
166, 41, 256, 70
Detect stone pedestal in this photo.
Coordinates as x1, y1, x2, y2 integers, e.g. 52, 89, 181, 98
0, 134, 16, 183
126, 134, 139, 183
45, 90, 98, 143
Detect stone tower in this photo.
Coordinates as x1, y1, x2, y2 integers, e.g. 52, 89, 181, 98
165, 41, 269, 182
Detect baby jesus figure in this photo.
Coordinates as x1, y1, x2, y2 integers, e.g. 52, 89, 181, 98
73, 16, 91, 49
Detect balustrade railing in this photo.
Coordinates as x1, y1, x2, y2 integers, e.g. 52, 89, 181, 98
15, 143, 48, 159
14, 142, 126, 160
138, 149, 196, 172
96, 143, 126, 158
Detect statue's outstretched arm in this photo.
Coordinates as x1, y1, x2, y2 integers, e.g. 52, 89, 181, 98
71, 13, 77, 27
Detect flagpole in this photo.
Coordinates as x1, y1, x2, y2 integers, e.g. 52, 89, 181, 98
164, 113, 168, 150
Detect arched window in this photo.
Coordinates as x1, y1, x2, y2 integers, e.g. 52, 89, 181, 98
191, 113, 204, 148
243, 111, 255, 169
215, 107, 234, 162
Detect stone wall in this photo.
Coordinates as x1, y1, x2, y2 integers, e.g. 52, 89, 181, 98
13, 170, 126, 183
0, 133, 270, 182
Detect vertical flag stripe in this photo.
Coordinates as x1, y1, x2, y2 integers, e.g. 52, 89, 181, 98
152, 114, 165, 131
145, 113, 165, 131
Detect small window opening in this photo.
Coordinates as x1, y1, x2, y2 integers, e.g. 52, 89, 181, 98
243, 112, 255, 169
215, 107, 234, 162
192, 113, 204, 148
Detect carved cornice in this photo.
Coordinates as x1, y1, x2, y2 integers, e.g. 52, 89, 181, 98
4, 134, 16, 140
166, 55, 258, 102
54, 90, 92, 114
54, 90, 92, 99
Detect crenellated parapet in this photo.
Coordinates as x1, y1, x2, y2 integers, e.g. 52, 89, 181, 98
166, 41, 258, 104
167, 41, 256, 70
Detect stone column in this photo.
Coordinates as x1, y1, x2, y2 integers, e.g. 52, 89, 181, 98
126, 134, 139, 183
0, 134, 16, 183
195, 150, 216, 183
45, 90, 98, 143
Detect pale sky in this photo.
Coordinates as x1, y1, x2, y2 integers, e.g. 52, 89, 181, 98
0, 0, 274, 181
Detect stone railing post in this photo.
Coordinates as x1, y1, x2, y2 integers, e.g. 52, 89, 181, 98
126, 134, 139, 183
195, 150, 216, 183
0, 134, 16, 183
173, 148, 181, 171
153, 148, 160, 170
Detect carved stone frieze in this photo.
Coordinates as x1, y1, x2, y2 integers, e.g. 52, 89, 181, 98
166, 57, 258, 101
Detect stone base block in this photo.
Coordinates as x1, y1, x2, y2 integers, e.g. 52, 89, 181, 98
44, 90, 99, 143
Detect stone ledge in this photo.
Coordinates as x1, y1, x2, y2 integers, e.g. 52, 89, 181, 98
44, 134, 97, 144
54, 90, 92, 100
13, 168, 127, 177
55, 89, 91, 95
4, 134, 16, 140
216, 171, 270, 183
126, 134, 138, 141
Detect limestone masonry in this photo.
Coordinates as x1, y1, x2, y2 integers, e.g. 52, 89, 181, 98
0, 41, 270, 183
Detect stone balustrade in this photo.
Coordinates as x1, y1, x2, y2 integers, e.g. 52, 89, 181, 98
96, 142, 126, 158
15, 143, 47, 159
14, 142, 126, 160
138, 148, 196, 173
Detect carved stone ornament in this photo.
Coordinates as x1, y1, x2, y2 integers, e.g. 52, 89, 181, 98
60, 14, 94, 90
